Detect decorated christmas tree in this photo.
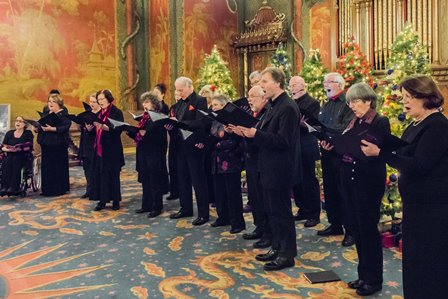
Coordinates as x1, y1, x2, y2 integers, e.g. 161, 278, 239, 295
197, 45, 237, 99
271, 42, 292, 82
378, 23, 431, 218
300, 49, 328, 104
336, 36, 375, 88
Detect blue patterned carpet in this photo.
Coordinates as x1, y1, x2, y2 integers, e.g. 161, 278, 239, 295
0, 155, 403, 299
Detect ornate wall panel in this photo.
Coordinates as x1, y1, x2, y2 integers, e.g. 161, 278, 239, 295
182, 0, 240, 93
149, 0, 171, 100
0, 0, 117, 119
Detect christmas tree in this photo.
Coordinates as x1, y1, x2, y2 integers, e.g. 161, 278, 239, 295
271, 42, 292, 82
197, 45, 237, 99
300, 49, 328, 104
378, 23, 431, 218
336, 36, 375, 88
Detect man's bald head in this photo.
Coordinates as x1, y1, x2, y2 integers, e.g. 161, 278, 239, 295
289, 76, 307, 100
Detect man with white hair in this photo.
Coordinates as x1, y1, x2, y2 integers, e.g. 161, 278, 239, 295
166, 77, 210, 226
289, 76, 321, 228
240, 85, 272, 248
317, 72, 354, 247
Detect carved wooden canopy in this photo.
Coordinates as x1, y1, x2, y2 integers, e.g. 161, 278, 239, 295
232, 1, 287, 53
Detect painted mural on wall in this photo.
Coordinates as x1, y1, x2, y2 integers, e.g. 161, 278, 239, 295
0, 0, 117, 120
310, 2, 332, 68
149, 0, 170, 100
183, 0, 240, 96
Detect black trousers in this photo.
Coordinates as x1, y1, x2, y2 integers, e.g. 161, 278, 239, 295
91, 155, 121, 204
213, 172, 245, 230
140, 165, 163, 212
246, 167, 269, 237
264, 188, 297, 258
82, 155, 93, 197
292, 159, 321, 219
168, 146, 179, 197
340, 167, 383, 286
177, 150, 209, 218
321, 152, 345, 227
161, 151, 169, 194
205, 150, 215, 204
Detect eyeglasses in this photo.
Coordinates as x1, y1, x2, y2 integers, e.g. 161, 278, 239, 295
324, 80, 339, 84
346, 99, 363, 105
15, 120, 25, 123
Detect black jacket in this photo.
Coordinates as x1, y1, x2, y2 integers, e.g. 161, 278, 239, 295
98, 105, 125, 169
295, 93, 321, 161
37, 110, 71, 147
253, 92, 301, 189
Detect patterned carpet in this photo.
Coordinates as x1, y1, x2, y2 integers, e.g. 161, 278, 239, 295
0, 155, 404, 299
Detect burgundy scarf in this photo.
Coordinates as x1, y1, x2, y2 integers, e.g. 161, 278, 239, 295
345, 108, 377, 131
134, 112, 150, 145
95, 104, 113, 157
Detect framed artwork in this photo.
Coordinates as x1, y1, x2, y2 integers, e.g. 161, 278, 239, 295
0, 104, 11, 143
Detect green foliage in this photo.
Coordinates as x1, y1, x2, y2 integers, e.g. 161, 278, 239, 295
197, 45, 237, 99
271, 42, 292, 83
300, 49, 328, 104
377, 23, 431, 219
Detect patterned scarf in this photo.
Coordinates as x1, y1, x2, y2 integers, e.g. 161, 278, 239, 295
135, 112, 150, 146
94, 104, 113, 157
345, 107, 377, 131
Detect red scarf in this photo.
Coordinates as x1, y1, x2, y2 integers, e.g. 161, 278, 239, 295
135, 112, 150, 145
345, 108, 377, 131
95, 104, 113, 157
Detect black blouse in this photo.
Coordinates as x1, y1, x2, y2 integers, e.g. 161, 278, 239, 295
380, 112, 448, 204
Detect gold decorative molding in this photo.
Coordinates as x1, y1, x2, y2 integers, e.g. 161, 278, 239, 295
231, 0, 287, 53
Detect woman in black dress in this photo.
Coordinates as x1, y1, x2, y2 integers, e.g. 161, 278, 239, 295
1, 116, 34, 196
362, 75, 448, 299
92, 90, 125, 211
38, 94, 71, 196
78, 93, 101, 199
322, 83, 389, 296
209, 95, 245, 234
128, 92, 166, 217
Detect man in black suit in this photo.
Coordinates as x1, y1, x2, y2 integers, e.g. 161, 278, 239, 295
166, 77, 210, 226
237, 67, 300, 271
317, 72, 355, 247
235, 85, 271, 248
289, 76, 321, 228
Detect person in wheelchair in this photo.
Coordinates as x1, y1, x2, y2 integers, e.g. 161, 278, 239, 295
0, 116, 34, 196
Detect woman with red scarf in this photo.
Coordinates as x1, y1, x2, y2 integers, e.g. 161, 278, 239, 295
321, 83, 389, 296
127, 92, 166, 217
91, 90, 125, 211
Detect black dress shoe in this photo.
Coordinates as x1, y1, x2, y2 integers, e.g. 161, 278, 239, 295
230, 227, 244, 234
304, 218, 320, 228
294, 212, 309, 221
147, 210, 162, 218
112, 202, 120, 210
253, 239, 272, 249
211, 220, 229, 227
169, 211, 193, 219
242, 230, 263, 240
94, 203, 106, 211
317, 225, 344, 236
263, 256, 295, 271
342, 234, 355, 247
80, 193, 89, 199
192, 217, 209, 226
356, 284, 382, 296
135, 208, 150, 214
166, 194, 179, 200
255, 249, 278, 262
348, 279, 365, 289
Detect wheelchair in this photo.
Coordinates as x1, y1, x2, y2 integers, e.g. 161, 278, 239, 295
0, 152, 41, 197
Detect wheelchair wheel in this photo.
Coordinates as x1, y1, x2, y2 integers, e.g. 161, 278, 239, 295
32, 155, 41, 192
